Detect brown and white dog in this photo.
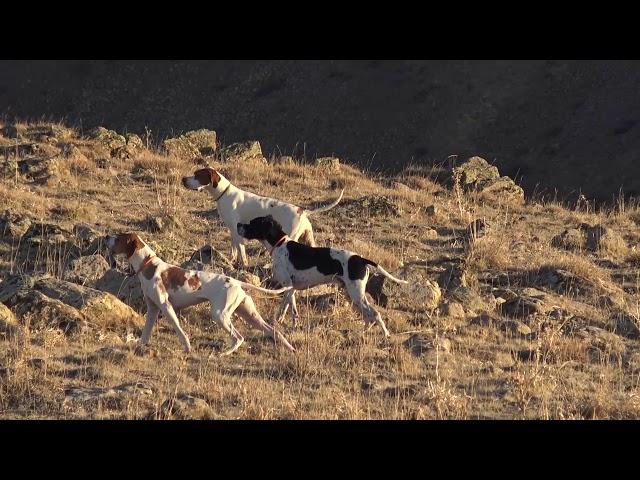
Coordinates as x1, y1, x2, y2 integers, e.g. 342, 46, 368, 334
181, 168, 344, 267
105, 232, 296, 356
237, 216, 408, 337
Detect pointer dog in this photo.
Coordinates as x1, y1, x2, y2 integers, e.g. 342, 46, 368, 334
182, 168, 344, 267
105, 232, 295, 356
236, 216, 408, 337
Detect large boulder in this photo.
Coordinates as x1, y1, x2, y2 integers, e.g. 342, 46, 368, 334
609, 312, 640, 339
453, 156, 500, 188
61, 143, 88, 163
163, 129, 217, 160
437, 262, 468, 290
366, 265, 441, 313
22, 222, 80, 260
0, 302, 20, 336
72, 223, 105, 255
447, 286, 489, 315
112, 134, 145, 159
9, 289, 87, 335
584, 224, 627, 255
0, 274, 143, 332
219, 141, 264, 163
498, 287, 550, 318
0, 209, 32, 238
90, 127, 127, 150
18, 156, 60, 185
95, 269, 146, 311
452, 156, 524, 204
63, 255, 111, 286
34, 277, 143, 330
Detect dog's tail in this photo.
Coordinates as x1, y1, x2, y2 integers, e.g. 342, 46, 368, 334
306, 189, 344, 215
363, 258, 409, 284
235, 281, 293, 295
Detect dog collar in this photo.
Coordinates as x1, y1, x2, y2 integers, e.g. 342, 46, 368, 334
136, 255, 157, 275
214, 184, 231, 201
270, 236, 288, 255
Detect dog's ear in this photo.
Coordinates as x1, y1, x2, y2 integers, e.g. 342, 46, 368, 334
194, 168, 220, 187
208, 168, 221, 188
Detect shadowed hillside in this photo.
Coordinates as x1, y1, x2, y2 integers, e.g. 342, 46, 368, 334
2, 60, 640, 202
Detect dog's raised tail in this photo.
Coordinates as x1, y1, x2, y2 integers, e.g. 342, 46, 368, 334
236, 281, 293, 295
306, 188, 344, 215
363, 258, 408, 284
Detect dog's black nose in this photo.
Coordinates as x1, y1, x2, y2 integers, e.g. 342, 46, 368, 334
181, 177, 188, 187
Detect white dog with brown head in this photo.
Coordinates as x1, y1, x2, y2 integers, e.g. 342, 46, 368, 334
182, 167, 343, 266
105, 232, 295, 356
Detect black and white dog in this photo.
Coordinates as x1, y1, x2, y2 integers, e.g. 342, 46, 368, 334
237, 215, 408, 337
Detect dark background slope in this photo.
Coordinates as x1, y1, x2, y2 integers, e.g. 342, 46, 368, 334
2, 60, 639, 201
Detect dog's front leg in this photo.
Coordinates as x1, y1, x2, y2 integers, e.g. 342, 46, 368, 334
140, 296, 160, 347
159, 302, 191, 353
230, 233, 248, 267
275, 294, 291, 325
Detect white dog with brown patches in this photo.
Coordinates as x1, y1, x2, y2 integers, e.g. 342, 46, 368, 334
105, 232, 295, 356
182, 167, 344, 267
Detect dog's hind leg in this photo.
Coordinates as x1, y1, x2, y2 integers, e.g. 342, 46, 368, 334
210, 289, 245, 356
235, 296, 295, 352
345, 280, 391, 338
218, 313, 244, 356
289, 291, 300, 326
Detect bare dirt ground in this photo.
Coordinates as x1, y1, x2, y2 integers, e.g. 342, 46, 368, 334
1, 121, 639, 419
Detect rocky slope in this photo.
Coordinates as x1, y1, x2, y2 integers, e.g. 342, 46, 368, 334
1, 121, 639, 419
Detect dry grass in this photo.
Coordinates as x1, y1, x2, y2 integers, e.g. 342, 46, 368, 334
1, 121, 640, 419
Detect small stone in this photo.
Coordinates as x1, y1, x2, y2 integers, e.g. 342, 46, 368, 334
314, 157, 340, 171
440, 300, 465, 318
552, 228, 585, 251
1, 125, 20, 138
501, 319, 532, 335
493, 351, 516, 368
425, 228, 438, 239
160, 394, 216, 420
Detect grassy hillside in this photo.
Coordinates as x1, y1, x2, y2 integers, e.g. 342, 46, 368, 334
1, 121, 639, 419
